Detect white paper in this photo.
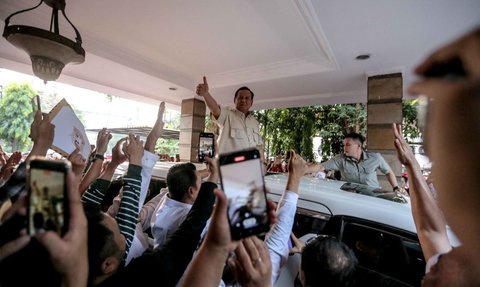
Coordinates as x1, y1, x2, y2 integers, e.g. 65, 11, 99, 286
50, 100, 91, 159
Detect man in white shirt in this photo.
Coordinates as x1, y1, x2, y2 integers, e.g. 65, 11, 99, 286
196, 76, 263, 155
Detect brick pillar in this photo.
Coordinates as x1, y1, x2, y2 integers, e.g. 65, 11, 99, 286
179, 98, 206, 162
367, 73, 403, 190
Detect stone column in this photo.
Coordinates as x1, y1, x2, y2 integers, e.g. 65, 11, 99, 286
367, 73, 403, 190
179, 98, 206, 162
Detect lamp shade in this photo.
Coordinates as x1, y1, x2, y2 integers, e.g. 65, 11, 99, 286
3, 0, 85, 83
4, 25, 85, 82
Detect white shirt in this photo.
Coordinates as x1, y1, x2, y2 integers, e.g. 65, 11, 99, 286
150, 195, 192, 249
214, 106, 262, 154
265, 191, 299, 285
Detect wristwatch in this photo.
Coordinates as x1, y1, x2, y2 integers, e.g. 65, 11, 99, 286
393, 186, 400, 191
93, 154, 105, 161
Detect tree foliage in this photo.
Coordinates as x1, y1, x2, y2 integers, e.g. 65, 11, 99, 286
402, 99, 421, 141
315, 103, 367, 160
255, 107, 318, 162
155, 138, 179, 156
0, 82, 37, 152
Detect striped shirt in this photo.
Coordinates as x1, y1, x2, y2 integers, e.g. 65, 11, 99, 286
82, 164, 142, 259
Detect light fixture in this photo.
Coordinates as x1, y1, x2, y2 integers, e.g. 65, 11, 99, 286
355, 54, 370, 60
3, 0, 85, 83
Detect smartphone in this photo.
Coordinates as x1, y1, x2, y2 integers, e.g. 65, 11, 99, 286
198, 132, 215, 163
33, 95, 41, 112
27, 157, 70, 236
219, 148, 270, 240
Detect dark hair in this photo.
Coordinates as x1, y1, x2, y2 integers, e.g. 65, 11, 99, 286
301, 236, 358, 287
84, 204, 122, 283
166, 163, 197, 201
344, 132, 365, 145
234, 86, 254, 101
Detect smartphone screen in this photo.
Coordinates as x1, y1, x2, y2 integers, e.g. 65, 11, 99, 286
198, 132, 215, 163
27, 158, 70, 236
219, 148, 270, 240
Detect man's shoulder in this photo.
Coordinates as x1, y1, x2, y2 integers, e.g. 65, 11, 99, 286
364, 150, 383, 159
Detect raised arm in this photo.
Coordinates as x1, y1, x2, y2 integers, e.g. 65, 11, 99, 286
67, 147, 87, 188
196, 76, 221, 119
266, 150, 307, 284
135, 102, 164, 211
27, 111, 55, 160
408, 27, 480, 266
79, 128, 112, 194
393, 123, 451, 260
82, 138, 127, 207
145, 101, 165, 152
115, 133, 144, 253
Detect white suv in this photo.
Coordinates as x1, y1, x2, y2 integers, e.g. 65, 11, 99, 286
265, 173, 425, 287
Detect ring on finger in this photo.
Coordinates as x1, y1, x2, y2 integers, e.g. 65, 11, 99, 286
252, 256, 262, 266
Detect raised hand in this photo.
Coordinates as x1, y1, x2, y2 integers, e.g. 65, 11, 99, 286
196, 76, 209, 97
229, 236, 273, 287
95, 128, 112, 155
123, 133, 144, 166
110, 138, 128, 167
286, 150, 308, 193
0, 151, 22, 180
392, 123, 416, 167
30, 112, 55, 146
204, 156, 219, 183
68, 147, 87, 178
7, 151, 22, 166
145, 102, 166, 152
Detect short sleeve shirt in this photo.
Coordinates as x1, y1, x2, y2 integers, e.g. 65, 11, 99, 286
321, 151, 391, 188
214, 106, 263, 154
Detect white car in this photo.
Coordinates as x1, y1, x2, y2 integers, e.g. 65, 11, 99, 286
264, 173, 425, 287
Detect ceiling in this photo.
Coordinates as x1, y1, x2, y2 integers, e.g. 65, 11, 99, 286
1, 0, 479, 112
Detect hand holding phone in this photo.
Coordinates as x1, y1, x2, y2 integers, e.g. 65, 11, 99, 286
32, 95, 41, 112
27, 157, 70, 236
219, 148, 270, 240
198, 132, 215, 163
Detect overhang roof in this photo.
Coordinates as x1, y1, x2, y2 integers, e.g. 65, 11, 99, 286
1, 1, 479, 111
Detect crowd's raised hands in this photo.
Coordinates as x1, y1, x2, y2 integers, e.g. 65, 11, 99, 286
123, 133, 144, 166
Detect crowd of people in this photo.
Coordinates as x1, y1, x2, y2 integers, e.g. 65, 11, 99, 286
0, 26, 479, 286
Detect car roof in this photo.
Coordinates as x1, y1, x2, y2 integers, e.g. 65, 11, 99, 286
265, 173, 417, 234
